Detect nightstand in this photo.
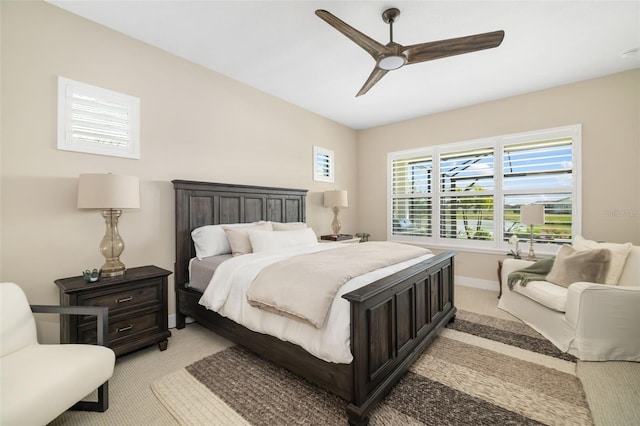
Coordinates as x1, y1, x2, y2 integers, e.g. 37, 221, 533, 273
55, 265, 172, 357
319, 236, 361, 244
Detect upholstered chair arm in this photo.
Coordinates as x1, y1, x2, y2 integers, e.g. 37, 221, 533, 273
30, 305, 109, 346
565, 283, 640, 361
500, 259, 535, 290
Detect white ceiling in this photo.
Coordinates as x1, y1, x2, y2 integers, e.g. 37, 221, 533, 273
46, 1, 640, 130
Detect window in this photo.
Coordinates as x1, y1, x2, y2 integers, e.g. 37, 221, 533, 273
502, 133, 575, 245
388, 125, 581, 255
313, 146, 334, 182
57, 77, 140, 159
391, 154, 433, 236
440, 147, 494, 242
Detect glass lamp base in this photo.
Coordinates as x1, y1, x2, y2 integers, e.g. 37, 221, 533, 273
101, 268, 125, 278
100, 259, 126, 277
99, 209, 127, 278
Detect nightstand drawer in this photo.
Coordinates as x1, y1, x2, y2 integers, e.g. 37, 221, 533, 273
78, 310, 162, 346
78, 280, 161, 314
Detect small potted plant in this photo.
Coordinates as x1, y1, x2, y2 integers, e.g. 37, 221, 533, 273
507, 234, 522, 259
355, 232, 370, 242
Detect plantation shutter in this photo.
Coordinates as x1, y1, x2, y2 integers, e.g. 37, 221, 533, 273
58, 77, 140, 159
313, 146, 334, 182
502, 137, 574, 243
68, 93, 131, 147
439, 147, 494, 241
390, 153, 433, 237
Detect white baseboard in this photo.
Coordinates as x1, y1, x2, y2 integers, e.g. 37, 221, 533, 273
456, 275, 500, 293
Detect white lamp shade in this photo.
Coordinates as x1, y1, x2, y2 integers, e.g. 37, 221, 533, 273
323, 190, 348, 208
520, 204, 544, 225
77, 174, 140, 209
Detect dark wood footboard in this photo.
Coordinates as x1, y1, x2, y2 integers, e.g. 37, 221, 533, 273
344, 250, 455, 425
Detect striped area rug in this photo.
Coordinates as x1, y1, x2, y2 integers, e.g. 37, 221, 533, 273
151, 310, 592, 425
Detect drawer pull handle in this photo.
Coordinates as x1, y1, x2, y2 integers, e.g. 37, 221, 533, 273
117, 325, 133, 333
116, 296, 133, 303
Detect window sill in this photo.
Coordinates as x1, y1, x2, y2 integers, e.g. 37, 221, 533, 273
389, 237, 558, 258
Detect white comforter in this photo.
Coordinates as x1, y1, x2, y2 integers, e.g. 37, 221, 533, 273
199, 243, 434, 364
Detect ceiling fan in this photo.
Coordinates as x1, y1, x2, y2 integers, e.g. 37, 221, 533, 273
315, 8, 505, 97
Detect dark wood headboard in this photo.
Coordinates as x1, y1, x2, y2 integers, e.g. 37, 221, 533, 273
172, 180, 308, 287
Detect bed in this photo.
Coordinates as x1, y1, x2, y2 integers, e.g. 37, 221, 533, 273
173, 180, 456, 425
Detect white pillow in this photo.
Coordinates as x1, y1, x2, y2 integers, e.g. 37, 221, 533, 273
272, 222, 307, 231
223, 222, 273, 256
572, 236, 633, 285
191, 224, 246, 259
248, 227, 318, 253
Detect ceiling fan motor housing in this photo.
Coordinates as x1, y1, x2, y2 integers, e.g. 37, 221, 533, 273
377, 43, 406, 70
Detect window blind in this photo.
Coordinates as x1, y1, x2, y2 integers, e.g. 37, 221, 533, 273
69, 93, 132, 147
503, 137, 574, 243
439, 147, 494, 241
58, 77, 140, 159
391, 154, 433, 237
313, 146, 334, 182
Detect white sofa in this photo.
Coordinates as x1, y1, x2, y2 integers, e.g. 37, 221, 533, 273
498, 243, 640, 361
0, 282, 115, 425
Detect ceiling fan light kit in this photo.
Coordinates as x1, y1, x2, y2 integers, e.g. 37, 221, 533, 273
315, 8, 505, 96
378, 55, 405, 70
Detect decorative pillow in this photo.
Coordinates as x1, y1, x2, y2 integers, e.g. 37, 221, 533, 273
191, 223, 251, 259
248, 227, 318, 252
546, 245, 612, 287
572, 236, 632, 285
223, 222, 273, 256
271, 222, 307, 231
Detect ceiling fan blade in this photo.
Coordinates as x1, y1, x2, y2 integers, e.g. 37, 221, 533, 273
356, 67, 389, 97
402, 30, 505, 65
315, 9, 391, 59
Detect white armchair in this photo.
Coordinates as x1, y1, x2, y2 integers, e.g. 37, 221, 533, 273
498, 244, 640, 361
0, 282, 115, 425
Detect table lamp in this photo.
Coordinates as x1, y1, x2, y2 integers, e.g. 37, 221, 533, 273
520, 204, 545, 261
323, 190, 348, 235
78, 174, 140, 277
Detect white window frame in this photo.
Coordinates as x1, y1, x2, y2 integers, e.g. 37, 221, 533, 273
313, 146, 334, 182
57, 76, 140, 159
388, 124, 582, 256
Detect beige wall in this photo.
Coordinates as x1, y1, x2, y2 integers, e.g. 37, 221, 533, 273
1, 1, 357, 341
357, 69, 640, 283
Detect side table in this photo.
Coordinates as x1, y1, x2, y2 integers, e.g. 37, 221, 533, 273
319, 237, 361, 244
55, 265, 172, 357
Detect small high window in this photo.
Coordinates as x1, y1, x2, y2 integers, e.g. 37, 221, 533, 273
57, 77, 140, 159
313, 146, 334, 182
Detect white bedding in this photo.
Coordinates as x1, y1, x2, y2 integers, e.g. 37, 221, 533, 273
198, 243, 434, 364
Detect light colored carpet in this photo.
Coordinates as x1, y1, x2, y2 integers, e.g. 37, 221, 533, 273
51, 285, 640, 425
